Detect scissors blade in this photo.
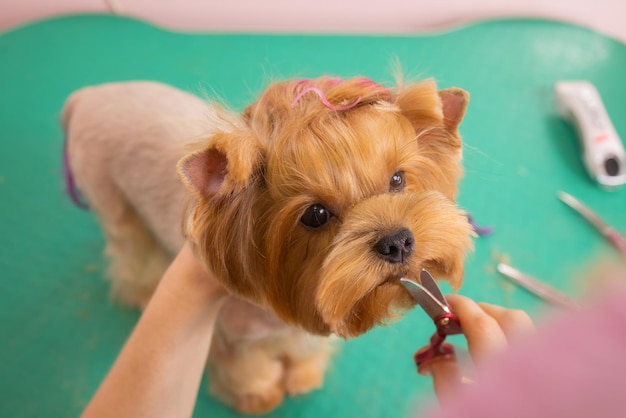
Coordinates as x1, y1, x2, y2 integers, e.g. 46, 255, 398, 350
419, 269, 449, 306
558, 191, 609, 234
400, 277, 450, 320
497, 263, 581, 311
558, 191, 626, 258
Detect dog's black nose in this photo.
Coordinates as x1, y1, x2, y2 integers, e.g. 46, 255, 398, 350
374, 228, 415, 264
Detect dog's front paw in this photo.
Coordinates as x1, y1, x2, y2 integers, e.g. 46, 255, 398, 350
284, 361, 325, 396
229, 386, 285, 415
209, 364, 285, 415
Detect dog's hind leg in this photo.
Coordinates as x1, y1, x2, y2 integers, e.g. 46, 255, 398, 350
84, 181, 171, 308
101, 205, 172, 309
63, 87, 178, 309
68, 143, 171, 309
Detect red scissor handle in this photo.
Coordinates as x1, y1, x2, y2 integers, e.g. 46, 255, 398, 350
414, 341, 456, 376
413, 313, 461, 375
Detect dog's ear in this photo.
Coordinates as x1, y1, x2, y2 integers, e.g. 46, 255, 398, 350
177, 131, 263, 202
395, 80, 469, 140
438, 87, 469, 134
396, 80, 468, 199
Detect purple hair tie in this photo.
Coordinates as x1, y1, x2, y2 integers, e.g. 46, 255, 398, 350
291, 87, 362, 111
63, 138, 89, 210
467, 214, 493, 236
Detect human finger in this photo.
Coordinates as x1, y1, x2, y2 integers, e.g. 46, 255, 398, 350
445, 294, 508, 366
478, 302, 535, 342
426, 355, 462, 403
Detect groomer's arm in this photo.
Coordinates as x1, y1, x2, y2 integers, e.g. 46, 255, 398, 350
81, 243, 229, 418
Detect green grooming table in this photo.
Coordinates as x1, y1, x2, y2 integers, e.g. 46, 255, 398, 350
1, 15, 625, 418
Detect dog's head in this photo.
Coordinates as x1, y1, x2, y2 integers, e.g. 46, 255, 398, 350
178, 76, 474, 338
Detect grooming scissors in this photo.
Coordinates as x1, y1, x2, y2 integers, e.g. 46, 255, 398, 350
400, 270, 462, 375
497, 262, 581, 311
558, 191, 626, 258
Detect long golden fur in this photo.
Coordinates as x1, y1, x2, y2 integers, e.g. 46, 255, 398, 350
65, 76, 473, 413
179, 77, 473, 337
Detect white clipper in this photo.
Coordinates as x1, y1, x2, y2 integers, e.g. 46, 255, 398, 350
555, 81, 626, 189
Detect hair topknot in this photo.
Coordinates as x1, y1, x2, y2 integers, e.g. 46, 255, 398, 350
290, 76, 393, 111
242, 76, 395, 144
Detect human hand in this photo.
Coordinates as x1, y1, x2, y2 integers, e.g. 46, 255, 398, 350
420, 294, 535, 403
158, 242, 229, 307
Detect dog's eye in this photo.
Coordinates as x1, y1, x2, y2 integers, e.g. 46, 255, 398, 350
389, 171, 406, 192
300, 204, 333, 229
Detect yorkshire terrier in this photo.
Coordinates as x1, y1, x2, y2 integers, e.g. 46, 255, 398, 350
62, 76, 474, 413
